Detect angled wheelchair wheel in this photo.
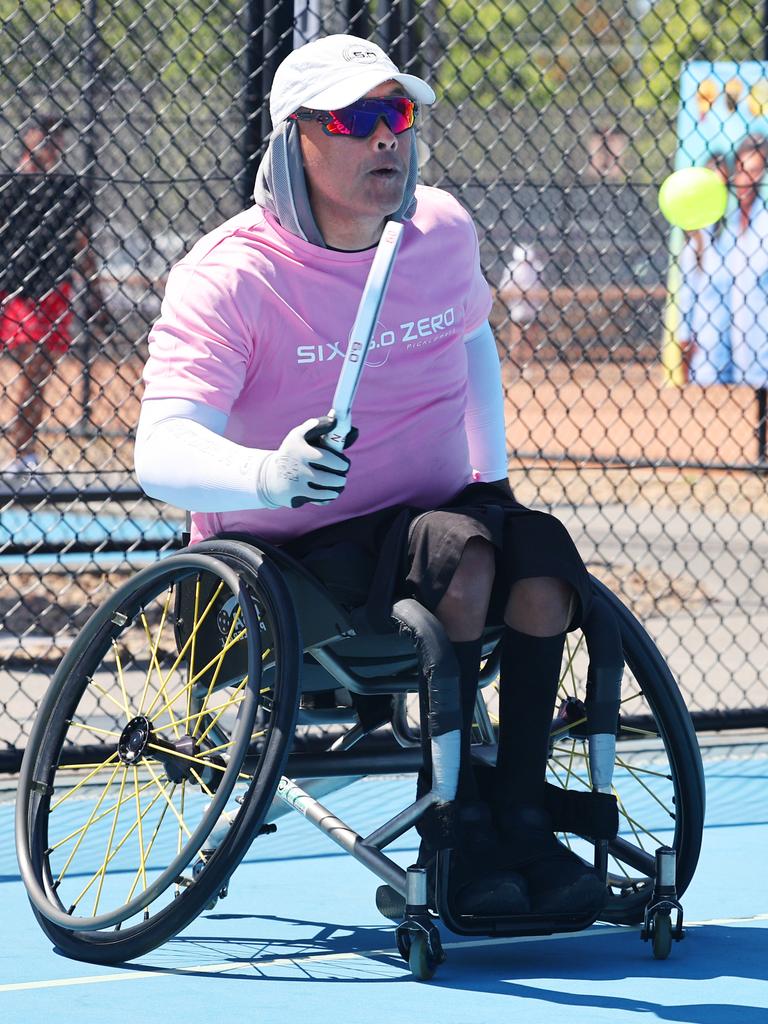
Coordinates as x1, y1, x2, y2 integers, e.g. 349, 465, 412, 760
484, 575, 705, 925
16, 549, 301, 964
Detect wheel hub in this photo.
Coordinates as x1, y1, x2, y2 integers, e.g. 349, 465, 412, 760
117, 715, 151, 764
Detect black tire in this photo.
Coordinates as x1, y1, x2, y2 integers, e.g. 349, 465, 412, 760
16, 549, 301, 963
592, 579, 705, 924
408, 932, 439, 981
651, 910, 673, 960
483, 575, 705, 926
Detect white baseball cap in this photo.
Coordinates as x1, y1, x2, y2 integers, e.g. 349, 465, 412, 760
269, 34, 436, 127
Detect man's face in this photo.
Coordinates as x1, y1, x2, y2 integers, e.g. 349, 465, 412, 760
734, 147, 767, 203
296, 81, 413, 234
20, 127, 63, 172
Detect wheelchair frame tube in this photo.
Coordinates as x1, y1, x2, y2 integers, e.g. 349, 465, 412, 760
275, 776, 411, 894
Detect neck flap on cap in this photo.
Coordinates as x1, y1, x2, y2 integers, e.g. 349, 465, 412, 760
252, 119, 419, 248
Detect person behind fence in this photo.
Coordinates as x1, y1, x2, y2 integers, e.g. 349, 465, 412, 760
135, 34, 618, 918
689, 135, 768, 386
0, 115, 96, 475
676, 153, 729, 381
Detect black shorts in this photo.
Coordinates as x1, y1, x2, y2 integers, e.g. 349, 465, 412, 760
281, 482, 591, 634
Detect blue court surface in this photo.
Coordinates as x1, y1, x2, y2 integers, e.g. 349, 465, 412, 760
1, 739, 766, 1024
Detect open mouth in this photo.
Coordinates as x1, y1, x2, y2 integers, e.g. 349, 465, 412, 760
370, 167, 400, 178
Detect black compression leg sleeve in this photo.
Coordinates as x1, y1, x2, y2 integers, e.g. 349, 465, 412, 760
494, 627, 565, 804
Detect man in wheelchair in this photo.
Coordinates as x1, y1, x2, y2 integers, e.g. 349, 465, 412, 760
135, 34, 618, 923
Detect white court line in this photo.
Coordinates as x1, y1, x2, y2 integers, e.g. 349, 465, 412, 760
2, 915, 767, 994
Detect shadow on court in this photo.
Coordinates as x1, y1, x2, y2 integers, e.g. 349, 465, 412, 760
111, 913, 768, 994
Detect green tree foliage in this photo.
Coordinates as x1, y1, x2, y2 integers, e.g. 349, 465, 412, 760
431, 0, 764, 115
432, 0, 640, 112
0, 0, 242, 111
636, 0, 765, 112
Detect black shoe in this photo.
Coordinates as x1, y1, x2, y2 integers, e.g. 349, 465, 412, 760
495, 802, 607, 916
419, 801, 530, 916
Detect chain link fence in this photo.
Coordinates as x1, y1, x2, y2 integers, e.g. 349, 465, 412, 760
2, 0, 768, 766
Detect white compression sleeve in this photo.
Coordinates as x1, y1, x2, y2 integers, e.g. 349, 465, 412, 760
464, 321, 508, 481
134, 397, 275, 512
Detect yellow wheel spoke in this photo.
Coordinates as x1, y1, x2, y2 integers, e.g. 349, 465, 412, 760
50, 753, 119, 812
187, 578, 202, 724
69, 781, 168, 914
190, 607, 243, 737
87, 678, 130, 718
52, 763, 122, 888
550, 739, 581, 792
620, 691, 644, 706
582, 738, 593, 789
569, 739, 582, 788
202, 727, 265, 757
125, 787, 174, 904
195, 676, 250, 746
190, 767, 216, 798
621, 724, 660, 739
146, 743, 240, 779
133, 766, 148, 897
138, 590, 173, 715
608, 857, 634, 883
614, 757, 672, 780
66, 721, 121, 740
614, 756, 675, 818
149, 692, 246, 737
185, 627, 247, 689
175, 782, 188, 892
551, 745, 589, 764
111, 641, 132, 720
143, 760, 194, 837
558, 634, 583, 698
93, 769, 128, 915
550, 715, 588, 740
143, 581, 226, 720
49, 776, 156, 853
142, 624, 247, 736
614, 792, 665, 849
550, 754, 590, 788
139, 601, 181, 736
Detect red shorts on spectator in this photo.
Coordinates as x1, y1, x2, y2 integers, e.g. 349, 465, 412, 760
0, 283, 73, 353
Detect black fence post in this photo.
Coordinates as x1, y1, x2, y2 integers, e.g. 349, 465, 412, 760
78, 0, 100, 436
260, 2, 297, 148
343, 1, 368, 37
758, 388, 768, 467
242, 0, 264, 207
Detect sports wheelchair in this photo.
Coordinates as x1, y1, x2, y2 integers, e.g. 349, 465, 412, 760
15, 535, 705, 978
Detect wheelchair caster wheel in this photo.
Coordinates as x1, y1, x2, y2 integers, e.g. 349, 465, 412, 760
396, 922, 444, 981
651, 911, 673, 960
408, 932, 441, 981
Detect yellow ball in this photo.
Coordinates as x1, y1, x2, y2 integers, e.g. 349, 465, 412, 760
658, 167, 728, 230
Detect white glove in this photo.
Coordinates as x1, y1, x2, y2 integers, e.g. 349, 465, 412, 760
257, 416, 352, 509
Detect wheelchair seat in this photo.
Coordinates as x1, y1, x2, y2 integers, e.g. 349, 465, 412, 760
186, 534, 503, 696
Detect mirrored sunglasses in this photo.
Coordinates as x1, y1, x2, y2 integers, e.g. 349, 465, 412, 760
290, 97, 417, 138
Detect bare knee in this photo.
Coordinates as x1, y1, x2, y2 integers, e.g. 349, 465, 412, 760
504, 576, 574, 637
434, 537, 495, 642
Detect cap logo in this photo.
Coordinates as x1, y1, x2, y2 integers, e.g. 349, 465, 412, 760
341, 44, 380, 65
